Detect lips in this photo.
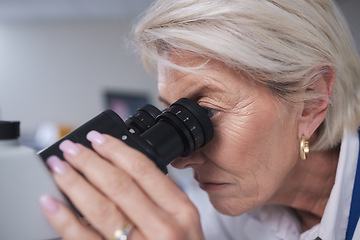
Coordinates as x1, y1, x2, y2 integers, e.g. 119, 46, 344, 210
193, 171, 231, 191
198, 181, 230, 191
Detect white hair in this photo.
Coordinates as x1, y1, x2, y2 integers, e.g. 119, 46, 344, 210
134, 0, 360, 150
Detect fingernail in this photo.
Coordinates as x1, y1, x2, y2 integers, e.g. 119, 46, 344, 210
86, 130, 106, 145
46, 156, 67, 174
39, 195, 59, 214
59, 140, 79, 156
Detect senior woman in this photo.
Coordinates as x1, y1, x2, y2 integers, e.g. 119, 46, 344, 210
40, 0, 360, 239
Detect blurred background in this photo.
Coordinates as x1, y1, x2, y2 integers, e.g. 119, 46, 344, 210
0, 0, 158, 149
0, 0, 359, 150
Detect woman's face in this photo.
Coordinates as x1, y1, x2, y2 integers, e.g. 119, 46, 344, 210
157, 54, 301, 215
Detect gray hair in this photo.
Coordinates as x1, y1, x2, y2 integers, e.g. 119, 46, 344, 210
134, 0, 360, 150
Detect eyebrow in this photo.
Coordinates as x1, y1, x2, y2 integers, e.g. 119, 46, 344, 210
157, 84, 224, 106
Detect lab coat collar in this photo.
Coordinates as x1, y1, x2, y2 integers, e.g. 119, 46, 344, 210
312, 128, 359, 240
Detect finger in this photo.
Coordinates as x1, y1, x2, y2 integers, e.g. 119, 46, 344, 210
86, 132, 203, 239
46, 155, 125, 239
87, 131, 193, 211
59, 139, 176, 238
39, 194, 101, 240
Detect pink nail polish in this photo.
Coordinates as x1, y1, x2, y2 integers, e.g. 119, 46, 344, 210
59, 140, 79, 156
39, 195, 59, 214
46, 156, 67, 174
86, 130, 106, 145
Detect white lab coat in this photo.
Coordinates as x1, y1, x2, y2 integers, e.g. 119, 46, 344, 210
172, 128, 360, 240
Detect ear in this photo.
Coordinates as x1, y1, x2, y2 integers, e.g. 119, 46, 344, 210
297, 64, 335, 139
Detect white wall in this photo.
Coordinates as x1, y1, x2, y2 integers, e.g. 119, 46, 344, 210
338, 0, 360, 50
0, 21, 158, 135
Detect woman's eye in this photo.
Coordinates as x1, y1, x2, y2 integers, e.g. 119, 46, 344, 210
203, 107, 217, 118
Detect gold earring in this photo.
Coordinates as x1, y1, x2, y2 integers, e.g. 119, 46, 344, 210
300, 135, 310, 160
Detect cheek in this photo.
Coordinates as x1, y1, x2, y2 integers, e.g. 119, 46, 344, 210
207, 107, 298, 200
209, 109, 276, 168
208, 119, 269, 182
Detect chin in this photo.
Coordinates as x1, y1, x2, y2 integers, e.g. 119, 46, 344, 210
209, 196, 252, 216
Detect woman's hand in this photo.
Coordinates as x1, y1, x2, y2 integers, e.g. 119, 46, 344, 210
40, 130, 204, 240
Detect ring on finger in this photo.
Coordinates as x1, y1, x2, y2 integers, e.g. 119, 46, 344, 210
111, 221, 133, 240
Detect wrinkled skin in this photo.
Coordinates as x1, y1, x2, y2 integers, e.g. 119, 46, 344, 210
158, 55, 301, 215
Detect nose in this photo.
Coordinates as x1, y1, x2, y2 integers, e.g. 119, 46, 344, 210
171, 150, 207, 169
